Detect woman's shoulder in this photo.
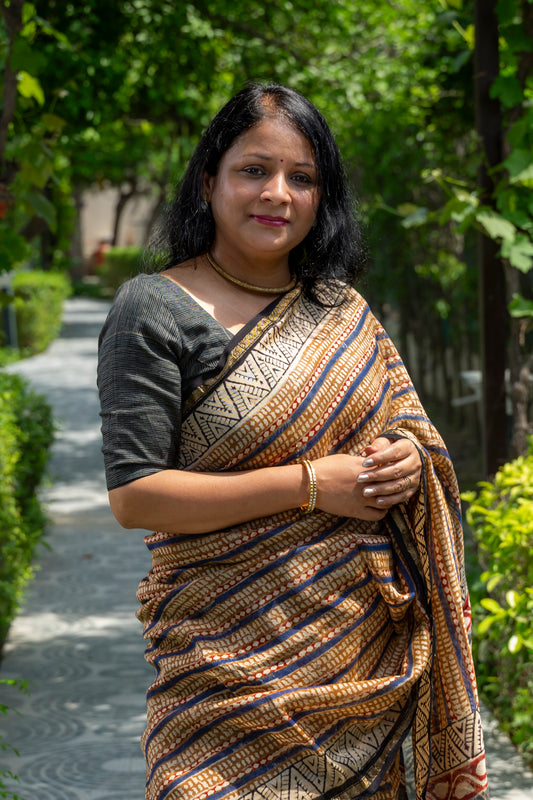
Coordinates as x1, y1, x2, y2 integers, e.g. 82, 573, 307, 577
100, 273, 190, 345
109, 272, 203, 326
112, 271, 187, 308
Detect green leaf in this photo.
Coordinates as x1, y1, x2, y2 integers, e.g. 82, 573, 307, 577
10, 38, 46, 75
477, 615, 496, 635
508, 634, 523, 654
501, 235, 533, 272
480, 597, 503, 614
504, 148, 533, 187
26, 192, 57, 230
490, 75, 523, 108
509, 293, 533, 318
510, 164, 533, 187
0, 227, 30, 271
41, 114, 66, 133
504, 22, 533, 54
476, 211, 516, 242
485, 573, 503, 592
17, 71, 45, 105
506, 589, 520, 608
401, 207, 429, 228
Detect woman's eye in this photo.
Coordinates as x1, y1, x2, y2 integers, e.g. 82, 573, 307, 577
292, 174, 313, 184
243, 166, 265, 176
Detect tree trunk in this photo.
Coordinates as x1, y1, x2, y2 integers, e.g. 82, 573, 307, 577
474, 0, 508, 476
0, 0, 24, 178
506, 0, 533, 458
111, 181, 139, 247
68, 187, 85, 280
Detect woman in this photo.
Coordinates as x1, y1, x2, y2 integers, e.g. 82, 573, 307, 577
98, 84, 489, 800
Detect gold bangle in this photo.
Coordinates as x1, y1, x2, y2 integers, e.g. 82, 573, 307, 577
300, 459, 317, 514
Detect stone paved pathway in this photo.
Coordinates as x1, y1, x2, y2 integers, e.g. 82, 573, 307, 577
0, 297, 532, 799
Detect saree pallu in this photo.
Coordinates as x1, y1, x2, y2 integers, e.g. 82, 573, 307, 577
137, 285, 489, 800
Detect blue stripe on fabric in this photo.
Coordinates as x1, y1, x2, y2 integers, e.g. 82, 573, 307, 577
145, 517, 347, 636
425, 443, 450, 459
329, 379, 391, 454
421, 486, 475, 710
149, 536, 397, 667
148, 592, 419, 793
153, 716, 358, 800
230, 306, 374, 468
144, 517, 348, 641
388, 412, 429, 426
280, 343, 383, 463
151, 720, 303, 798
147, 681, 322, 785
150, 637, 417, 799
432, 564, 476, 708
146, 517, 295, 552
143, 519, 301, 635
148, 544, 375, 685
391, 386, 416, 400
146, 590, 385, 758
331, 617, 391, 683
147, 555, 418, 755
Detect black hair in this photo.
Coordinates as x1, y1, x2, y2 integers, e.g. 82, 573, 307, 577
148, 83, 366, 301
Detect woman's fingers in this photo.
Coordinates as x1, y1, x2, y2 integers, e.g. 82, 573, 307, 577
362, 437, 415, 468
357, 438, 421, 508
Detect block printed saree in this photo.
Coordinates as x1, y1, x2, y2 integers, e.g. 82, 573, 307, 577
136, 285, 489, 800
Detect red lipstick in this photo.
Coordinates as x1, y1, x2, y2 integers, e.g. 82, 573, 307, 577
252, 215, 289, 227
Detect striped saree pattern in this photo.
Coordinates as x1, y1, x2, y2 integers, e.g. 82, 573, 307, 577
136, 285, 489, 800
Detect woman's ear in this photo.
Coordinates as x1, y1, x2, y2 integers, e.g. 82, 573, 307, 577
203, 172, 214, 202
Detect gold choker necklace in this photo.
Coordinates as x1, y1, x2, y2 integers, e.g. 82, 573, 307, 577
206, 252, 297, 295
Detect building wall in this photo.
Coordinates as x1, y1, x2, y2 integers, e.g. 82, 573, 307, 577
80, 187, 155, 270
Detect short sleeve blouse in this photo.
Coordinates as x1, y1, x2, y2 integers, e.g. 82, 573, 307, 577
97, 273, 232, 491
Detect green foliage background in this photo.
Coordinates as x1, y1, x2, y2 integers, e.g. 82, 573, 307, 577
11, 269, 70, 354
0, 371, 54, 647
464, 442, 533, 766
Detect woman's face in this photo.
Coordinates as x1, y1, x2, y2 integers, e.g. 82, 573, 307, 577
204, 116, 320, 269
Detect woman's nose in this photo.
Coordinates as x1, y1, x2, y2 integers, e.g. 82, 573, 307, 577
260, 172, 291, 203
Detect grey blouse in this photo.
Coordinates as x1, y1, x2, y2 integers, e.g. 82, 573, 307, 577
97, 273, 233, 491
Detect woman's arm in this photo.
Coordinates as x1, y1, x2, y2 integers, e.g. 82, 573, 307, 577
109, 439, 421, 534
109, 464, 309, 533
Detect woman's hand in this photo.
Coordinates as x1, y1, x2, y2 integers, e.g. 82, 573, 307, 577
356, 436, 421, 509
310, 452, 386, 521
311, 437, 421, 521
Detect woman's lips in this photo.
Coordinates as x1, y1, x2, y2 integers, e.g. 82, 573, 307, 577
252, 215, 289, 227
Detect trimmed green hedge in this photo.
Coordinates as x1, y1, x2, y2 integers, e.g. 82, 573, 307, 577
0, 371, 54, 647
463, 441, 533, 767
11, 270, 71, 356
98, 246, 144, 292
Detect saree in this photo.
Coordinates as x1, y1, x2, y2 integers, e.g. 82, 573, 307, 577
136, 284, 489, 800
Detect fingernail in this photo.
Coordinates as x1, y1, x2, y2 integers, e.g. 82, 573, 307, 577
363, 487, 375, 497
357, 473, 370, 483
362, 458, 374, 467
376, 498, 386, 506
